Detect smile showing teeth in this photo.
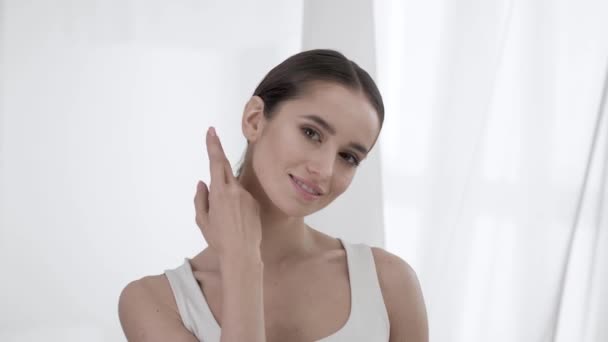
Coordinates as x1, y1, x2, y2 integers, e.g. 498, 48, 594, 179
290, 175, 320, 195
296, 180, 318, 195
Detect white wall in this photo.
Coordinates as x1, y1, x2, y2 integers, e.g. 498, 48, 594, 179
0, 1, 316, 341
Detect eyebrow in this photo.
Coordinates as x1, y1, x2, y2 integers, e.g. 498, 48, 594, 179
302, 114, 370, 155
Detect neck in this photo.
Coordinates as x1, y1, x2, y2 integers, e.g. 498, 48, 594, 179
236, 166, 317, 269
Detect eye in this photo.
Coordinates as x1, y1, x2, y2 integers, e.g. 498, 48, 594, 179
340, 152, 360, 167
301, 127, 321, 142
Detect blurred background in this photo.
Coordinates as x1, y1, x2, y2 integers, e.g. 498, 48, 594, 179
1, 0, 607, 341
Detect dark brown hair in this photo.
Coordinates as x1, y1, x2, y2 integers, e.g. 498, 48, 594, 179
236, 49, 384, 177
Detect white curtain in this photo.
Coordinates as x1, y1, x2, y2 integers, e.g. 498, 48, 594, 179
374, 0, 608, 341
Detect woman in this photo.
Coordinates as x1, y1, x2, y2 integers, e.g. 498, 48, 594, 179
118, 49, 428, 342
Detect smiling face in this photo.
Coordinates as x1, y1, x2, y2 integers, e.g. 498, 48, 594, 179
242, 81, 381, 217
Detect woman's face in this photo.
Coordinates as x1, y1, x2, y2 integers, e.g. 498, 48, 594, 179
249, 82, 381, 217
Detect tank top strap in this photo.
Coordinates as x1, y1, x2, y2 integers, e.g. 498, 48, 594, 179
339, 239, 390, 336
164, 258, 221, 342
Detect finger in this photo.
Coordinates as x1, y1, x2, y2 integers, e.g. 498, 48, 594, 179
206, 127, 235, 187
194, 180, 209, 228
206, 127, 227, 187
208, 127, 235, 181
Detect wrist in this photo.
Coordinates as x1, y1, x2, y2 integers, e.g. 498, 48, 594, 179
220, 257, 264, 288
219, 250, 263, 273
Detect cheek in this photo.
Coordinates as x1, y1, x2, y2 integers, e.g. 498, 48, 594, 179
253, 129, 298, 174
331, 170, 354, 196
273, 127, 308, 162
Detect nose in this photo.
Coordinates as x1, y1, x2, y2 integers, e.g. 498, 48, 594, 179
306, 149, 334, 180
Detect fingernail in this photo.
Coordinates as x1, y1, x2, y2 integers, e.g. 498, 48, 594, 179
209, 127, 216, 137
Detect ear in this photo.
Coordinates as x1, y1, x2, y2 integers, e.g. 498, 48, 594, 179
241, 96, 266, 143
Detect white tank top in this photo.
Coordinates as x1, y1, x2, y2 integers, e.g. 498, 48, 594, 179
164, 238, 390, 341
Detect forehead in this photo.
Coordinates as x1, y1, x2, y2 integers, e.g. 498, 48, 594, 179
277, 82, 380, 147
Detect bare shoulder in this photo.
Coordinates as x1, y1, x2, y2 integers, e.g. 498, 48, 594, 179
118, 274, 199, 342
370, 247, 429, 342
370, 247, 418, 286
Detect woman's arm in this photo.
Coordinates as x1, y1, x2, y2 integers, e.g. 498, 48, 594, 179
219, 254, 265, 342
196, 127, 266, 341
372, 247, 429, 342
120, 128, 267, 341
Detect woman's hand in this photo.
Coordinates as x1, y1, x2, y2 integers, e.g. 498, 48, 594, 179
194, 127, 263, 264
194, 127, 267, 341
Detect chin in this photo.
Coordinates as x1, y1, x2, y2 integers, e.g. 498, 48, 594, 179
268, 191, 320, 218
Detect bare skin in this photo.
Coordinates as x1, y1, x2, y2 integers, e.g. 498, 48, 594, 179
118, 82, 428, 342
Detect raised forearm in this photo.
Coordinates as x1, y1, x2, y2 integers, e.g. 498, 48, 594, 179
219, 254, 266, 342
197, 128, 266, 341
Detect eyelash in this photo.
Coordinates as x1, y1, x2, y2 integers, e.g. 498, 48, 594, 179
300, 127, 361, 166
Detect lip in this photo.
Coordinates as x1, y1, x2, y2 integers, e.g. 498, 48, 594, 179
289, 174, 322, 201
